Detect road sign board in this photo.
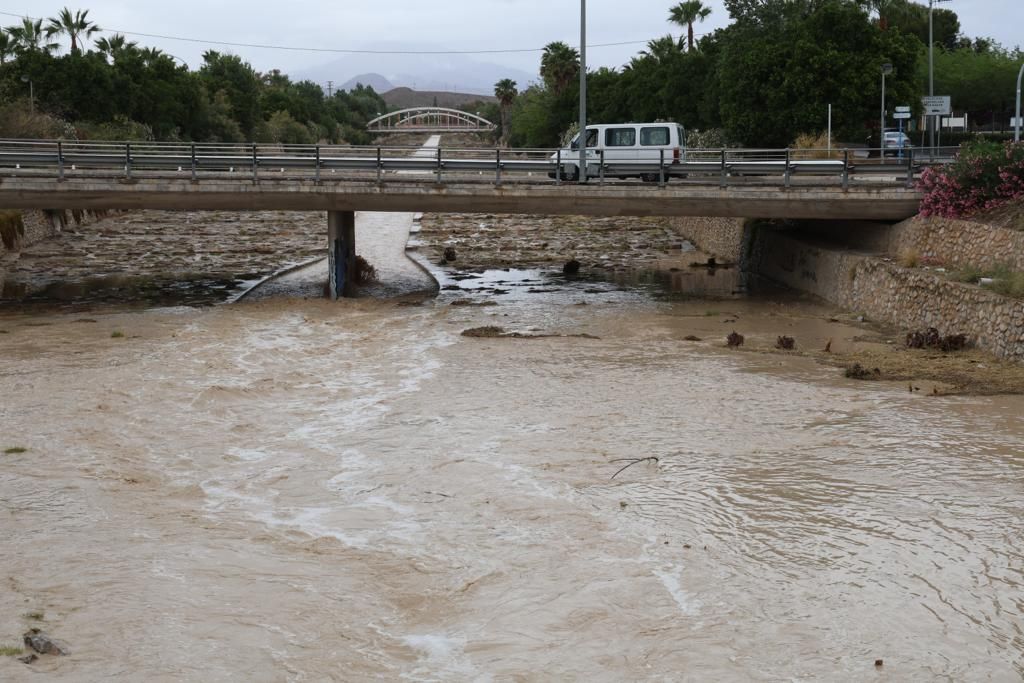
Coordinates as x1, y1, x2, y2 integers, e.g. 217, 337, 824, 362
895, 106, 911, 113
1012, 117, 1023, 127
922, 96, 951, 115
893, 112, 911, 119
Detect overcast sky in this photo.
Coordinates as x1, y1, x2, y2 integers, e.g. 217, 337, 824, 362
6, 0, 1020, 84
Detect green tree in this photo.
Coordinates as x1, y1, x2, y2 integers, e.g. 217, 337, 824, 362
95, 34, 137, 63
6, 18, 60, 55
717, 0, 921, 146
669, 1, 713, 51
0, 32, 14, 65
199, 51, 262, 139
540, 41, 580, 95
45, 8, 100, 54
494, 78, 518, 146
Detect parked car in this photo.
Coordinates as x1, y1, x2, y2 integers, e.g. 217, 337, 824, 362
883, 131, 912, 155
550, 122, 686, 181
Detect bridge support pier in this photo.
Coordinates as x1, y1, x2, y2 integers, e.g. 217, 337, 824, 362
328, 210, 356, 299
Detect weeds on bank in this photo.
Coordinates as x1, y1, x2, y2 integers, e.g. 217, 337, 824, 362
949, 264, 1024, 298
0, 645, 24, 657
24, 611, 44, 621
4, 447, 26, 455
110, 330, 125, 338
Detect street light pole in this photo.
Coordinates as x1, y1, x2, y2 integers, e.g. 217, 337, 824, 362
578, 0, 587, 183
20, 75, 34, 115
929, 0, 950, 152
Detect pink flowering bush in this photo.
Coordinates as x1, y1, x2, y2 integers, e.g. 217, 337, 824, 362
918, 141, 1024, 218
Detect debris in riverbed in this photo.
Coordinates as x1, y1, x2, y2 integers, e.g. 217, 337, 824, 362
727, 331, 745, 347
684, 335, 702, 342
906, 327, 969, 352
443, 247, 458, 263
610, 456, 659, 479
844, 363, 881, 380
776, 336, 796, 350
355, 256, 378, 284
563, 259, 581, 275
462, 326, 506, 338
23, 629, 69, 656
824, 338, 833, 353
874, 659, 884, 667
18, 653, 37, 664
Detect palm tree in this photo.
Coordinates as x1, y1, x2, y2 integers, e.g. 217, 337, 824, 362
95, 34, 137, 62
494, 78, 518, 147
46, 8, 101, 54
6, 17, 60, 55
643, 35, 684, 63
540, 41, 580, 96
0, 32, 14, 64
669, 1, 712, 51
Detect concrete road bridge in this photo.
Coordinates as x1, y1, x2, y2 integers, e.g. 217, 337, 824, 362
0, 138, 935, 298
367, 108, 496, 134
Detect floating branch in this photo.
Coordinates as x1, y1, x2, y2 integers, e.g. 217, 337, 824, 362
610, 456, 660, 480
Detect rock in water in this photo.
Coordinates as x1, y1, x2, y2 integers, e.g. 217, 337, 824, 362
563, 259, 581, 275
443, 247, 458, 262
24, 629, 69, 656
776, 336, 796, 350
727, 331, 745, 348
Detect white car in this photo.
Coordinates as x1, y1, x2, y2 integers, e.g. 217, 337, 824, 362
883, 131, 911, 154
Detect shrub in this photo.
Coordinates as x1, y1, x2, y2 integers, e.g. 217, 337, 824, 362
919, 141, 1024, 218
790, 131, 840, 159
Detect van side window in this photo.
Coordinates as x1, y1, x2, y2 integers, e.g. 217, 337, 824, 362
605, 128, 637, 147
640, 127, 670, 146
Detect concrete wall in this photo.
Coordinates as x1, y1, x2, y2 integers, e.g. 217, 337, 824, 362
747, 224, 1024, 360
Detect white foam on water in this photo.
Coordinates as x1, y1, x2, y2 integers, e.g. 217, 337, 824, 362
399, 633, 487, 682
653, 564, 701, 617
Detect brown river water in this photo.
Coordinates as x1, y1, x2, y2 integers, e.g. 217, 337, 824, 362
2, 208, 1024, 681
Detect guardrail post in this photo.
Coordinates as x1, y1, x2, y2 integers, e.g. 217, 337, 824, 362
496, 148, 502, 186
659, 149, 665, 188
190, 143, 197, 181
905, 146, 914, 189
720, 149, 727, 188
599, 149, 605, 185
783, 148, 791, 188
842, 149, 850, 190
57, 141, 64, 181
252, 144, 258, 184
315, 144, 321, 184
376, 146, 383, 183
555, 149, 561, 186
125, 142, 132, 179
436, 147, 443, 184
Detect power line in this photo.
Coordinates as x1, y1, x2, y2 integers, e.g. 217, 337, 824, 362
0, 9, 696, 56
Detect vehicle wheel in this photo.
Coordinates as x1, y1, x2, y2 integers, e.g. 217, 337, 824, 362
640, 173, 659, 183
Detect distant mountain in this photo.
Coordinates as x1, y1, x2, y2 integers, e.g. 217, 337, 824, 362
382, 87, 496, 110
294, 43, 537, 96
340, 73, 394, 93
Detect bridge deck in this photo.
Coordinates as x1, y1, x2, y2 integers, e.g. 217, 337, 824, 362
0, 175, 921, 220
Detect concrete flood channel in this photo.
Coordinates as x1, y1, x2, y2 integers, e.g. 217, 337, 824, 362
1, 149, 1024, 680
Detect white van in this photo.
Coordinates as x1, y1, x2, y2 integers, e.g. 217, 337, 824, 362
550, 122, 686, 181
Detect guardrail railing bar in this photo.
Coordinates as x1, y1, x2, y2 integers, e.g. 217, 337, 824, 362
57, 141, 64, 181
842, 149, 849, 190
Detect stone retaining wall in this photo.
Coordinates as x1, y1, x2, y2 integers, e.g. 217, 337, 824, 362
668, 216, 748, 262
748, 224, 1024, 360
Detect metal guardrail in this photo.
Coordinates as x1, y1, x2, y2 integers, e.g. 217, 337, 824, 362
0, 139, 957, 189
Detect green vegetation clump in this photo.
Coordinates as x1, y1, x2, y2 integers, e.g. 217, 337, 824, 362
4, 447, 27, 454
110, 330, 125, 338
24, 611, 44, 621
0, 645, 24, 657
949, 264, 1024, 298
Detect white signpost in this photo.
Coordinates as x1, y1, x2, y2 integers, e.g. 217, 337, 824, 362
894, 105, 911, 120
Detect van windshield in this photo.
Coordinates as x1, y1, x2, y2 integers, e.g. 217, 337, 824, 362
570, 129, 599, 150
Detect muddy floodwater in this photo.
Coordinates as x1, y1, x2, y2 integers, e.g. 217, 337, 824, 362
2, 219, 1024, 681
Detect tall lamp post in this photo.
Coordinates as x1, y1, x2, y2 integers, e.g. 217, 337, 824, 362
578, 0, 587, 183
20, 75, 34, 115
881, 63, 893, 154
929, 0, 951, 152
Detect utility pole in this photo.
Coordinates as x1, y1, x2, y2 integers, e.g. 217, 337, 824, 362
327, 80, 334, 97
881, 63, 893, 153
929, 0, 951, 152
578, 0, 587, 183
1016, 62, 1023, 142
